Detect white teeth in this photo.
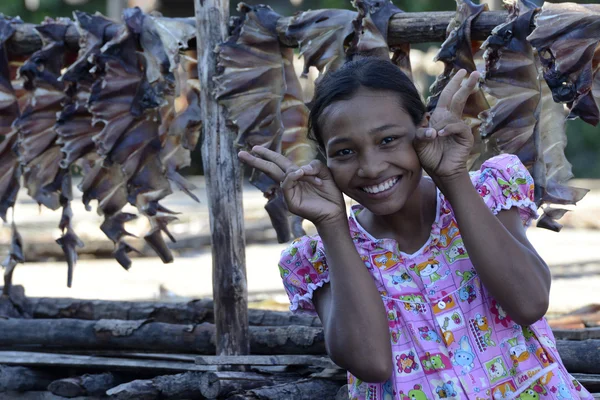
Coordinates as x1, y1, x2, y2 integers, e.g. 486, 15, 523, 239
362, 177, 399, 194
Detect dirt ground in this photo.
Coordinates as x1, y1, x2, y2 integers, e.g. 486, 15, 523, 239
6, 178, 600, 316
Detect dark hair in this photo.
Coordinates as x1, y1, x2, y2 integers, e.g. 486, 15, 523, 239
308, 57, 426, 153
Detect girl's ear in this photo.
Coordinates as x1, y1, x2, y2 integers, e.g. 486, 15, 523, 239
420, 112, 431, 128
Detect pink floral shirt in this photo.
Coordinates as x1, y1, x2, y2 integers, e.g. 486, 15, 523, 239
278, 155, 592, 400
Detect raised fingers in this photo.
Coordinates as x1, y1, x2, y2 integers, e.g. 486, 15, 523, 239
449, 71, 480, 117
436, 69, 468, 109
237, 150, 286, 183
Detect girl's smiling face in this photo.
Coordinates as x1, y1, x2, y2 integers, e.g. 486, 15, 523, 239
319, 87, 424, 216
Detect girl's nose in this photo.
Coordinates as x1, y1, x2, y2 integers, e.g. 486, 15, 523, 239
357, 154, 386, 178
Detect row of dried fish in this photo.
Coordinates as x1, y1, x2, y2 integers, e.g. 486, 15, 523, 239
0, 9, 201, 293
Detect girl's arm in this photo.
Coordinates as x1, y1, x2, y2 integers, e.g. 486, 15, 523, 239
313, 217, 393, 383
434, 172, 551, 326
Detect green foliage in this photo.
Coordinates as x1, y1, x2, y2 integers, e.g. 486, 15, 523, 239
566, 119, 600, 178
0, 0, 106, 23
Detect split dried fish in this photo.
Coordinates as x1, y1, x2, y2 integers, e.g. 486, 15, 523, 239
528, 2, 600, 126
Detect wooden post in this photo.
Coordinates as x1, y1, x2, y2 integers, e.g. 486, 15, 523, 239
194, 0, 250, 356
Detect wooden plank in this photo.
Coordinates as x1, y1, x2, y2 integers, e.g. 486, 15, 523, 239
226, 378, 343, 400
552, 328, 600, 341
106, 372, 205, 400
195, 355, 337, 369
0, 351, 217, 373
557, 340, 600, 374
572, 374, 600, 392
194, 0, 250, 358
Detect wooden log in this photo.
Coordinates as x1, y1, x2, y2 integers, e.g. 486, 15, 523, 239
556, 339, 600, 374
0, 351, 214, 373
26, 297, 322, 327
0, 365, 57, 392
195, 0, 249, 357
225, 378, 342, 400
7, 11, 509, 56
0, 392, 104, 400
48, 372, 123, 397
106, 372, 204, 400
551, 327, 600, 341
0, 285, 30, 318
0, 319, 325, 354
571, 374, 600, 393
200, 371, 284, 399
335, 384, 349, 400
195, 355, 336, 369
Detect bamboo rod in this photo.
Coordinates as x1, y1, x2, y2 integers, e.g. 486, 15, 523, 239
6, 10, 509, 56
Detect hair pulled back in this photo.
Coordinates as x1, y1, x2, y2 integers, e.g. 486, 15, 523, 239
308, 57, 426, 153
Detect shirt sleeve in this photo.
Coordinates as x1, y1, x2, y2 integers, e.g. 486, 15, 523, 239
470, 154, 539, 226
278, 235, 330, 315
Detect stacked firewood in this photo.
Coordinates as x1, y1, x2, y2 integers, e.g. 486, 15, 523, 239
0, 287, 599, 399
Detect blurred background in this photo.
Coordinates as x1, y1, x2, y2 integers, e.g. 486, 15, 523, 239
0, 0, 599, 321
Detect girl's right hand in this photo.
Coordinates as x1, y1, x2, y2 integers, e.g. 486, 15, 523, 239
238, 146, 347, 227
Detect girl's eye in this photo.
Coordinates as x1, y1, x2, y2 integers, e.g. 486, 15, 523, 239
334, 148, 354, 157
381, 136, 397, 145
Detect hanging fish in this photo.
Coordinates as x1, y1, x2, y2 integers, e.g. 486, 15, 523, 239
347, 0, 411, 78
283, 8, 356, 78
2, 221, 24, 296
479, 0, 588, 231
427, 0, 490, 169
0, 16, 23, 223
527, 2, 600, 126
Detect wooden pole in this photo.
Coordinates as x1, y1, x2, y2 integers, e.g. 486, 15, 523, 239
194, 0, 250, 358
7, 11, 509, 56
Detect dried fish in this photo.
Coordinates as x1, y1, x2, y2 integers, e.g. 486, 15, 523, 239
527, 2, 600, 126
284, 8, 356, 77
14, 19, 72, 210
0, 16, 23, 222
428, 0, 489, 169
480, 0, 588, 231
348, 0, 411, 78
2, 222, 24, 296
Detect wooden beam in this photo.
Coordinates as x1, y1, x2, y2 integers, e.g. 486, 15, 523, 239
0, 319, 324, 355
25, 297, 321, 327
194, 0, 250, 357
6, 10, 509, 56
195, 355, 337, 369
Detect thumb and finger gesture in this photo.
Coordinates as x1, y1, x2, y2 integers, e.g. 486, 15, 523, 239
414, 69, 480, 177
238, 146, 346, 226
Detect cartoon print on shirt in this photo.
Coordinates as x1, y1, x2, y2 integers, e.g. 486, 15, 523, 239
469, 314, 497, 353
278, 264, 290, 278
456, 269, 476, 286
444, 239, 469, 264
383, 379, 394, 400
491, 381, 517, 399
555, 376, 574, 399
399, 384, 430, 400
458, 284, 477, 303
421, 352, 453, 374
451, 336, 475, 374
372, 251, 402, 271
418, 326, 442, 343
435, 381, 458, 398
439, 220, 460, 248
433, 293, 459, 315
394, 348, 421, 376
436, 310, 465, 335
385, 271, 417, 289
485, 357, 509, 384
518, 388, 540, 400
409, 258, 450, 285
503, 336, 530, 366
491, 299, 514, 328
400, 294, 428, 314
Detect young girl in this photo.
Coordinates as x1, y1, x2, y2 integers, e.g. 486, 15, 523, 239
238, 58, 592, 400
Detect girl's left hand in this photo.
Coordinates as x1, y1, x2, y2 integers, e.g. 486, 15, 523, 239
414, 69, 480, 180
